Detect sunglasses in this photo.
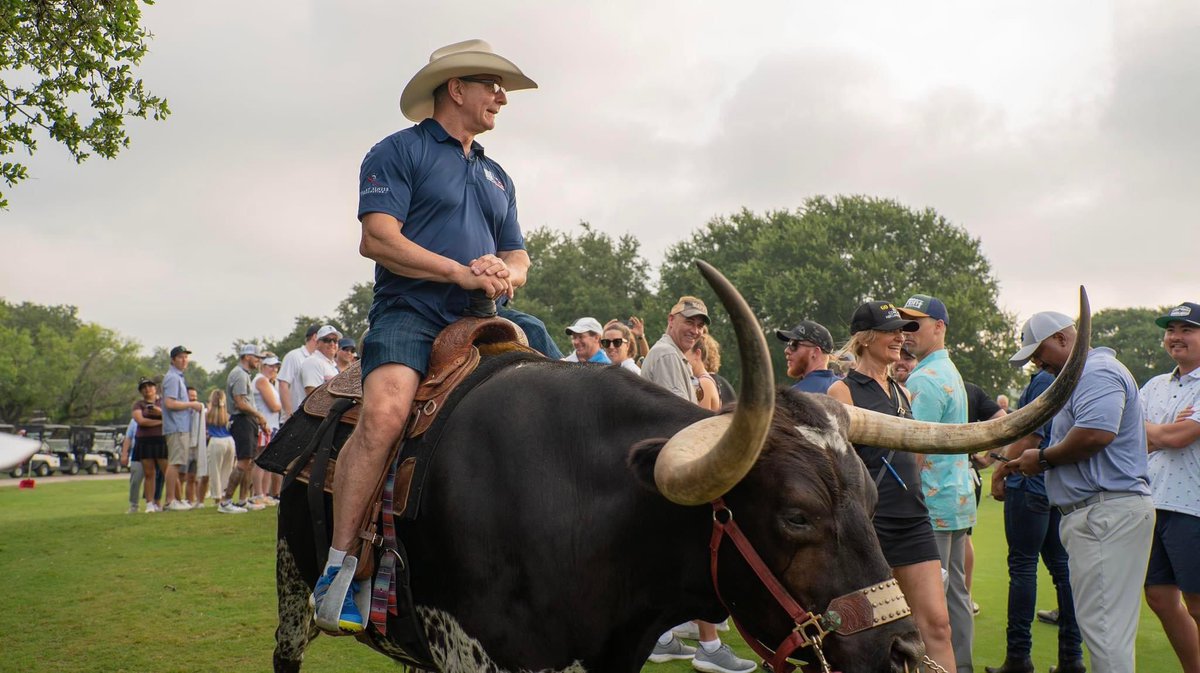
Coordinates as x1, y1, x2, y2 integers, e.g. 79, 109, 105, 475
458, 76, 505, 94
319, 337, 339, 344
785, 340, 816, 352
600, 338, 626, 348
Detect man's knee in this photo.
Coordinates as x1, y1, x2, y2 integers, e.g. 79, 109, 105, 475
1145, 585, 1180, 614
1183, 592, 1200, 621
358, 364, 420, 442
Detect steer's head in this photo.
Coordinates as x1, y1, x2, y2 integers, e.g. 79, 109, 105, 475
640, 261, 1090, 673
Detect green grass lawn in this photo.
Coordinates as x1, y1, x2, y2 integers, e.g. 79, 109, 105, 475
0, 476, 1179, 672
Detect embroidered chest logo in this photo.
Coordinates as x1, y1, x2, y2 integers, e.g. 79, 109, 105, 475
361, 173, 389, 195
482, 167, 506, 192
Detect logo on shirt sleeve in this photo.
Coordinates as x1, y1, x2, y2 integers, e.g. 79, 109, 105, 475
361, 173, 390, 195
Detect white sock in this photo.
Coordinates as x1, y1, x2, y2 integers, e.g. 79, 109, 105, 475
657, 631, 674, 646
699, 638, 721, 654
324, 547, 347, 574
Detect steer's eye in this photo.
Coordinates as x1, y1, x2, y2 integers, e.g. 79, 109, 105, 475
782, 511, 811, 530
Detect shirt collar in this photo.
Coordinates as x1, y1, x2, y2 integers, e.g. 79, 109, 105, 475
1171, 365, 1200, 382
420, 118, 485, 156
912, 348, 949, 372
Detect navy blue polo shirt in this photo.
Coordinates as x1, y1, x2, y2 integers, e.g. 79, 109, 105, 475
790, 368, 838, 394
1005, 369, 1054, 497
358, 119, 525, 326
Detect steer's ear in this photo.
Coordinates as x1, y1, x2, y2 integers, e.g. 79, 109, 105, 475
627, 438, 668, 492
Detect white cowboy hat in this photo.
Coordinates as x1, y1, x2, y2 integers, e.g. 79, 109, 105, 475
400, 39, 537, 122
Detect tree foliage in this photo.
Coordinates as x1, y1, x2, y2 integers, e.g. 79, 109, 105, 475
509, 223, 655, 354
658, 196, 1018, 393
0, 0, 169, 207
1091, 306, 1175, 386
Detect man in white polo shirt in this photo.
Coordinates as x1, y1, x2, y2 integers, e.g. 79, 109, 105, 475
1141, 302, 1200, 673
279, 324, 319, 421
298, 325, 342, 403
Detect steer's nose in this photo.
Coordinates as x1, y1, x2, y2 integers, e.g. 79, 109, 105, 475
888, 631, 924, 673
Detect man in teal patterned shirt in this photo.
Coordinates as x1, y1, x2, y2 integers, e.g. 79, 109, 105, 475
900, 293, 974, 673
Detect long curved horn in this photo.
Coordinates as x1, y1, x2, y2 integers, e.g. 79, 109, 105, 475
846, 287, 1091, 454
654, 261, 775, 505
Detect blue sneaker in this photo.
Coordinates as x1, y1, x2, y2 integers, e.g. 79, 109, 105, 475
311, 559, 365, 634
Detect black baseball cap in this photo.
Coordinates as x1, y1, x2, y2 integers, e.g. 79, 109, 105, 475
137, 377, 156, 390
775, 320, 834, 354
1156, 302, 1200, 329
169, 345, 192, 358
305, 324, 321, 339
850, 301, 920, 335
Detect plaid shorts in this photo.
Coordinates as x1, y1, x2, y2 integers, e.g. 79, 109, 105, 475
361, 304, 446, 381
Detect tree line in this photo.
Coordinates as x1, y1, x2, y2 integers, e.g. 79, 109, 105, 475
0, 196, 1175, 426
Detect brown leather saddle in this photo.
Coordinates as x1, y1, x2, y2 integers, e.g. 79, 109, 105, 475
294, 315, 536, 492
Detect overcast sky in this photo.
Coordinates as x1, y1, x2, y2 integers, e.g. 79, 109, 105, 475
3, 0, 1196, 369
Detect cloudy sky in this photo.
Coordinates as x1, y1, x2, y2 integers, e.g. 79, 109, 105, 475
3, 0, 1196, 369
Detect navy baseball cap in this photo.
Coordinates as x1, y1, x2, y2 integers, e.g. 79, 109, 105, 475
1155, 302, 1200, 329
899, 294, 950, 325
169, 345, 192, 358
775, 320, 835, 354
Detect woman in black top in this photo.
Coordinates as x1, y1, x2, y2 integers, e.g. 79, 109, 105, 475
827, 300, 955, 673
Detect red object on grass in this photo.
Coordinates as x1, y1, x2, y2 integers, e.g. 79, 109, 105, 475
18, 479, 35, 489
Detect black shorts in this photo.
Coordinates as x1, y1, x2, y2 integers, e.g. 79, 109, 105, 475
135, 435, 167, 461
1146, 509, 1200, 594
874, 514, 942, 568
230, 415, 257, 460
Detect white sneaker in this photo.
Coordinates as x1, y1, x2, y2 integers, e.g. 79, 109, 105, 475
145, 503, 160, 513
166, 500, 192, 512
264, 495, 279, 506
191, 500, 206, 509
218, 501, 247, 514
244, 500, 266, 511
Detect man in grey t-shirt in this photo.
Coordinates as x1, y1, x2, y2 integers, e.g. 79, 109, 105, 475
1005, 311, 1153, 673
220, 344, 269, 514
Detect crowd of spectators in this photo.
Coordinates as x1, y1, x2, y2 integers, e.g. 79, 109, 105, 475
121, 326, 358, 515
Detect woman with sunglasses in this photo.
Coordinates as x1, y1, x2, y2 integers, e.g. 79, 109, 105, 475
826, 300, 955, 673
601, 320, 640, 374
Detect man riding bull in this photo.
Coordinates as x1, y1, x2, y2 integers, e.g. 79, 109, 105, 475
312, 39, 560, 633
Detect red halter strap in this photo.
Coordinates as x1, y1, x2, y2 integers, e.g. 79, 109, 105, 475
709, 498, 836, 673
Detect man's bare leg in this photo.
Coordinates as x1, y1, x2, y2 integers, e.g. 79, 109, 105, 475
314, 363, 419, 634
331, 363, 420, 551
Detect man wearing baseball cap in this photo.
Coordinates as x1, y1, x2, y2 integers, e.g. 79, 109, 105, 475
1139, 302, 1200, 673
299, 325, 342, 400
775, 319, 837, 394
220, 344, 270, 514
898, 293, 974, 673
1001, 311, 1152, 673
316, 39, 558, 635
562, 317, 611, 364
161, 346, 204, 511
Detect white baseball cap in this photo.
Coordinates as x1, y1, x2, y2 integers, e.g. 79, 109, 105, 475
315, 325, 341, 340
1009, 311, 1075, 366
564, 317, 603, 335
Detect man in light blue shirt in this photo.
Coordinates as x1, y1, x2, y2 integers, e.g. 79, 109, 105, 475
1006, 311, 1153, 673
900, 293, 974, 673
162, 345, 204, 512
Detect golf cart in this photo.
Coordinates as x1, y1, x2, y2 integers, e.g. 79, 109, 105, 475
8, 425, 62, 478
27, 424, 78, 475
70, 426, 112, 475
89, 425, 126, 473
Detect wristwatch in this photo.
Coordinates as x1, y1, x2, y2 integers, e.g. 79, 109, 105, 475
1038, 447, 1053, 471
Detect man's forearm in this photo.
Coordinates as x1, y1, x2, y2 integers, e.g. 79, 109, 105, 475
498, 249, 530, 288
362, 215, 466, 285
1146, 420, 1200, 451
279, 381, 293, 416
233, 395, 261, 419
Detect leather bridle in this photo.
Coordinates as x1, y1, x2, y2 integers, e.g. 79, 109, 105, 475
709, 498, 911, 673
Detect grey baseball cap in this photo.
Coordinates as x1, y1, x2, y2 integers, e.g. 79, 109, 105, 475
1009, 311, 1075, 366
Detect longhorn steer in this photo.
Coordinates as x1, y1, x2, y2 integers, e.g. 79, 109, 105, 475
271, 263, 1089, 673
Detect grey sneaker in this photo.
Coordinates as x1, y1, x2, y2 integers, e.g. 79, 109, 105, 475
649, 635, 696, 663
692, 643, 756, 673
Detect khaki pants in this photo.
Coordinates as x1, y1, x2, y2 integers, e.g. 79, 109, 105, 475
1059, 494, 1155, 673
206, 436, 236, 499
